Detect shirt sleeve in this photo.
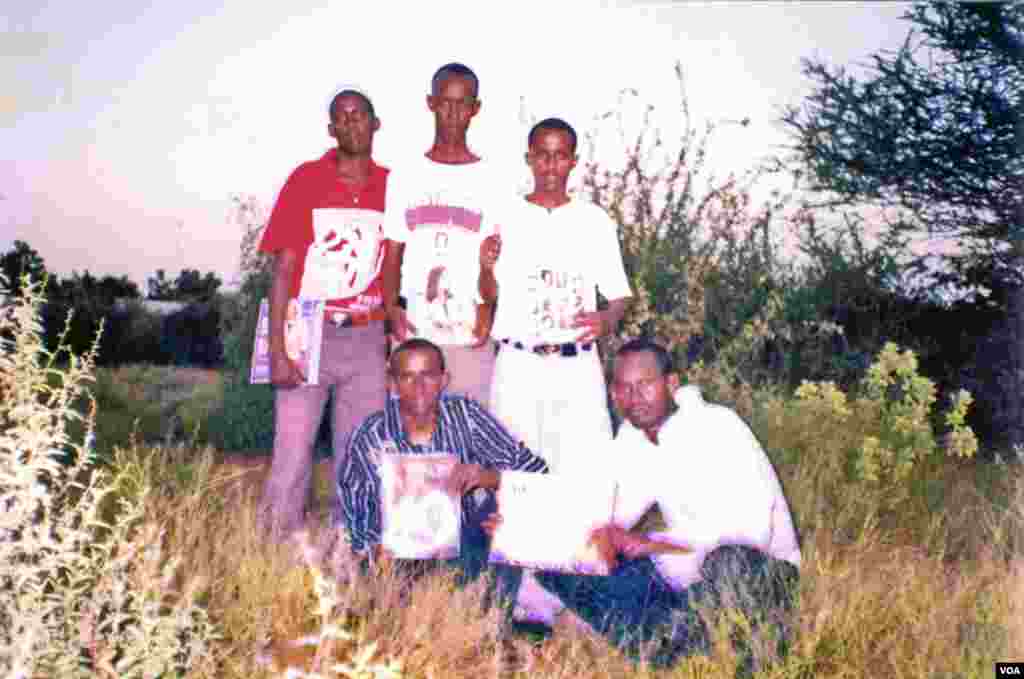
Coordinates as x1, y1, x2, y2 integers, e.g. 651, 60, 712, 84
709, 407, 801, 565
588, 204, 632, 301
463, 399, 549, 473
259, 164, 314, 255
338, 418, 385, 555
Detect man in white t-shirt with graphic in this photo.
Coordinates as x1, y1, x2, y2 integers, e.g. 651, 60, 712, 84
479, 117, 632, 474
382, 63, 504, 407
478, 117, 631, 626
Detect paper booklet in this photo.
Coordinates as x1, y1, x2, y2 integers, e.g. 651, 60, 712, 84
377, 451, 462, 560
250, 298, 325, 386
488, 471, 621, 575
526, 268, 588, 345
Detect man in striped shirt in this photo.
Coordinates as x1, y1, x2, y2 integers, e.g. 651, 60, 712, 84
337, 338, 548, 584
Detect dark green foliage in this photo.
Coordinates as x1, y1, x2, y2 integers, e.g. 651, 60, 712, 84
207, 196, 337, 457
782, 0, 1024, 452
147, 267, 222, 302
0, 240, 53, 298
782, 1, 1023, 256
207, 217, 274, 451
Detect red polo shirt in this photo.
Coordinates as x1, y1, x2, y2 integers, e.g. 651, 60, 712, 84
259, 149, 390, 313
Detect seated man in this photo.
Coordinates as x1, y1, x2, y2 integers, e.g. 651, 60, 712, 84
337, 338, 548, 597
496, 338, 801, 667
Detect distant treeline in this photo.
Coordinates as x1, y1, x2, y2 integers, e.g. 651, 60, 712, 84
1, 241, 225, 367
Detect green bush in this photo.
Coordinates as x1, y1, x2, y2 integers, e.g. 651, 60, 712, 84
208, 195, 332, 458
755, 342, 979, 540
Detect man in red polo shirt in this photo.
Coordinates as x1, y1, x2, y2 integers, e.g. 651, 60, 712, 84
257, 88, 390, 540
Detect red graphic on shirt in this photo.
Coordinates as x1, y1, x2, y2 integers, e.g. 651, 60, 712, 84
299, 209, 386, 311
405, 204, 482, 232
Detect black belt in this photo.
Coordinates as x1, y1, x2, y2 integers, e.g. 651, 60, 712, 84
499, 338, 593, 357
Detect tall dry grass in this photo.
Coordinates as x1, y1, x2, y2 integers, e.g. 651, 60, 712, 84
0, 276, 218, 677
122, 438, 1022, 679
5, 272, 1022, 677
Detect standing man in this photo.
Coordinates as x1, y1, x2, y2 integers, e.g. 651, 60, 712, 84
382, 63, 503, 407
479, 117, 632, 473
257, 88, 391, 540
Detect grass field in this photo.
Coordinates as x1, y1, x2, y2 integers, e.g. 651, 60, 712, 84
79, 362, 1024, 678
4, 285, 1022, 678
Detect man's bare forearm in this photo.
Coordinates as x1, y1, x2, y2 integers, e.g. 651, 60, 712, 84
478, 267, 497, 304
604, 297, 629, 331
381, 240, 404, 311
269, 250, 297, 357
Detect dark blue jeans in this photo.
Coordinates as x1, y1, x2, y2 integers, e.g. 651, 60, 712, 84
535, 545, 799, 669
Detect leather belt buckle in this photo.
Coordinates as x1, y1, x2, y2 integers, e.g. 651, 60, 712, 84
325, 307, 386, 329
327, 311, 350, 328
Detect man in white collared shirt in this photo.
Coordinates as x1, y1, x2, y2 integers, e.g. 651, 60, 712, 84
533, 338, 801, 667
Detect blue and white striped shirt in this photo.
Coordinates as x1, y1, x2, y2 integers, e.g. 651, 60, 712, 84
337, 394, 549, 554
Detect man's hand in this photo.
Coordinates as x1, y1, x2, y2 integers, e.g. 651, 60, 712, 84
587, 524, 668, 571
446, 463, 500, 496
371, 544, 395, 573
572, 297, 628, 343
470, 302, 495, 348
270, 348, 305, 388
571, 310, 611, 343
480, 234, 502, 272
587, 524, 624, 572
618, 532, 653, 560
386, 305, 417, 344
481, 512, 502, 538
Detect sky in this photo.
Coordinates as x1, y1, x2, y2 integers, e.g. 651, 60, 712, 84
1, 1, 916, 292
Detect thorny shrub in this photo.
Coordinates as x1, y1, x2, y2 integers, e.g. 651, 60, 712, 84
0, 275, 218, 677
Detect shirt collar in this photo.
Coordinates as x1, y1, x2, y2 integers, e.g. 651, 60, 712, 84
319, 148, 385, 179
383, 393, 454, 447
616, 386, 702, 445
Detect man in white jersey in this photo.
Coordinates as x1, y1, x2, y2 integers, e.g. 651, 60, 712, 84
478, 117, 632, 474
382, 62, 503, 407
477, 116, 632, 626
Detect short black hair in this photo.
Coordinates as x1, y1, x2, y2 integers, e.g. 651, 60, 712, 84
389, 338, 446, 374
329, 89, 376, 121
615, 337, 675, 376
528, 117, 578, 153
431, 63, 479, 97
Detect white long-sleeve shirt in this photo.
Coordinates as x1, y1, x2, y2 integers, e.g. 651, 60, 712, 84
608, 386, 801, 590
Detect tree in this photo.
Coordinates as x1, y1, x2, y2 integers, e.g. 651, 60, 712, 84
146, 268, 221, 301
146, 269, 175, 300
173, 268, 221, 301
783, 1, 1024, 451
783, 2, 1022, 259
96, 274, 141, 303
0, 240, 55, 295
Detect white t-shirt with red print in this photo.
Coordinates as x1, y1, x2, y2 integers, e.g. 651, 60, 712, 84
385, 155, 506, 346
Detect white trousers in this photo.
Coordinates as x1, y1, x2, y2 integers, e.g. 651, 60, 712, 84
490, 344, 614, 625
489, 345, 613, 474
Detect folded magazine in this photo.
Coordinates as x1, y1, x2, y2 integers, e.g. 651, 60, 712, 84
250, 298, 324, 386
377, 451, 461, 560
489, 471, 620, 575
